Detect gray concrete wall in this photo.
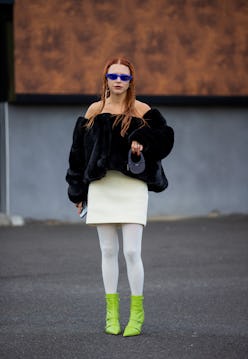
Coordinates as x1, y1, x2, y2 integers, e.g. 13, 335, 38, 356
152, 106, 248, 217
0, 103, 8, 214
6, 104, 248, 221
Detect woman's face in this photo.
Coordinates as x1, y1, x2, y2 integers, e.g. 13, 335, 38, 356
106, 64, 131, 96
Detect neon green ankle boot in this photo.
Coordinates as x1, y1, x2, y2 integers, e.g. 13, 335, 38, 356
105, 293, 121, 335
123, 295, 144, 337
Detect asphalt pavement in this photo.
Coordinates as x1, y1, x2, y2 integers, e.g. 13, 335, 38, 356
0, 215, 248, 359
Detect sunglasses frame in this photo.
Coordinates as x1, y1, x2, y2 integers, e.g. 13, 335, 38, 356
106, 73, 132, 82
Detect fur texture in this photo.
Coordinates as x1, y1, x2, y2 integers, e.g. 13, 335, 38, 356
66, 108, 174, 203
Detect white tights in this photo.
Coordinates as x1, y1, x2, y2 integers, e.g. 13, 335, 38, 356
97, 223, 144, 296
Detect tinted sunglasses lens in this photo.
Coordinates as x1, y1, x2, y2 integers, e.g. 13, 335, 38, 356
120, 75, 132, 81
106, 74, 118, 80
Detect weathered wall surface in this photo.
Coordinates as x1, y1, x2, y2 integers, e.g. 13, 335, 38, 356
14, 0, 248, 95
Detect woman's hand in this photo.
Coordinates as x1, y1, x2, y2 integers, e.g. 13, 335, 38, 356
76, 202, 83, 215
131, 141, 143, 156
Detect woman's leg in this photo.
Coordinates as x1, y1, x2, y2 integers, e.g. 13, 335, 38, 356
97, 224, 121, 335
122, 223, 145, 336
97, 224, 119, 294
122, 223, 144, 296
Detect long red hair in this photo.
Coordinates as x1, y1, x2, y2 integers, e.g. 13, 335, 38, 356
86, 57, 146, 137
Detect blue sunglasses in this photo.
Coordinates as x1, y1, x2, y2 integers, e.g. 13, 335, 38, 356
106, 73, 132, 82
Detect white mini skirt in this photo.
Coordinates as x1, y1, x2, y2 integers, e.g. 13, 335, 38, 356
86, 170, 148, 226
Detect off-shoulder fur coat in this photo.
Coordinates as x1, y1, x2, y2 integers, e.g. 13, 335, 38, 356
66, 108, 174, 204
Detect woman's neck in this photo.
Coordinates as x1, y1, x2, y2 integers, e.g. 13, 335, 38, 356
104, 94, 126, 113
107, 93, 126, 106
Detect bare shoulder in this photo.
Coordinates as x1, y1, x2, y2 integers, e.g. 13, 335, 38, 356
84, 101, 102, 119
135, 100, 151, 117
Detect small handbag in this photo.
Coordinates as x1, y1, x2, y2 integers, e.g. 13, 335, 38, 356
127, 149, 146, 174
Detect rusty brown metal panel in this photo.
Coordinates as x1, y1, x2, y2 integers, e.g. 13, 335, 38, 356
14, 0, 248, 95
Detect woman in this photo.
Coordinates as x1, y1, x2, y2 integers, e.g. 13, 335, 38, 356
66, 57, 174, 336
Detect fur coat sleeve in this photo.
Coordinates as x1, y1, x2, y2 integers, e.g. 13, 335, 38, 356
65, 117, 88, 203
128, 108, 174, 160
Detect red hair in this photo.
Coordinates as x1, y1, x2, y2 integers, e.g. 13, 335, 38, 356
86, 57, 145, 137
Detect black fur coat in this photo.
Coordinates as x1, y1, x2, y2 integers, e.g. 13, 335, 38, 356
66, 108, 174, 203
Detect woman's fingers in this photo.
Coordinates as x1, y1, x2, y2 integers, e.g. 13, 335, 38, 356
131, 141, 143, 156
76, 202, 83, 214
